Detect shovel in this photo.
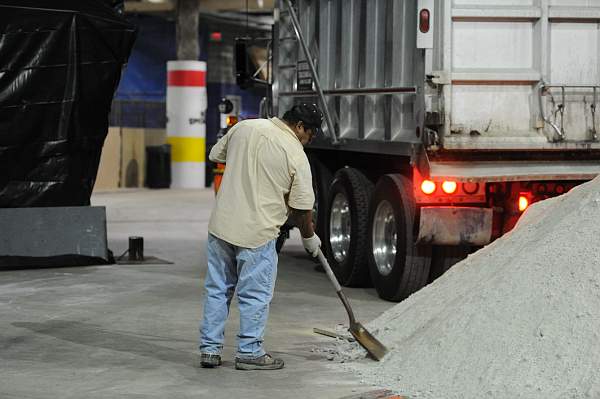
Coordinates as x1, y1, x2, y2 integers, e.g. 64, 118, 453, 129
316, 249, 388, 361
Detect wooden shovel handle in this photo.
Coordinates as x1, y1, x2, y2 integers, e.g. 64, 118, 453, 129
317, 249, 357, 325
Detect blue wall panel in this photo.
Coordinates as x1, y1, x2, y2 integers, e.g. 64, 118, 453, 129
113, 14, 264, 142
115, 14, 178, 101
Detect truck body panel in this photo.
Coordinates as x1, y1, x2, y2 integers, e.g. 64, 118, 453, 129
274, 0, 600, 178
267, 0, 600, 299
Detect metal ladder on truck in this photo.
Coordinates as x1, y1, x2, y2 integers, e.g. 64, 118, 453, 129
272, 0, 339, 144
272, 0, 420, 149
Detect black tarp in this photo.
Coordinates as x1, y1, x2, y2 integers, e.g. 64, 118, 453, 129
0, 0, 136, 207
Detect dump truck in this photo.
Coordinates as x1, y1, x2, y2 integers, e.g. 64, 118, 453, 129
237, 0, 600, 301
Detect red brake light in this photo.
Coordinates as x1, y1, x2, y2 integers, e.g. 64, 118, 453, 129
518, 195, 529, 212
442, 181, 457, 194
421, 180, 436, 195
419, 9, 430, 33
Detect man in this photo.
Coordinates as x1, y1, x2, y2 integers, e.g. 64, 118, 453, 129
199, 103, 323, 370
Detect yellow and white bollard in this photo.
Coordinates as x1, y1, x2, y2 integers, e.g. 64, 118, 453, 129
166, 60, 207, 188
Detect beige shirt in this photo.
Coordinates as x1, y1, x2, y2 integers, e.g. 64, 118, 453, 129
208, 117, 315, 248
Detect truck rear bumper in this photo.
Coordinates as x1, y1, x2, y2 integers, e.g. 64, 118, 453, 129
428, 160, 600, 182
417, 206, 493, 246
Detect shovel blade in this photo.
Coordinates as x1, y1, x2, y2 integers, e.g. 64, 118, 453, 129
349, 322, 388, 361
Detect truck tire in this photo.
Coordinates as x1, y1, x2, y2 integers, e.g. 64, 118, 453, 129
309, 155, 333, 242
428, 245, 471, 283
368, 174, 431, 301
324, 168, 373, 287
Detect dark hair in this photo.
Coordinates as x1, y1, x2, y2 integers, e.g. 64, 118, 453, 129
281, 103, 324, 131
282, 110, 302, 125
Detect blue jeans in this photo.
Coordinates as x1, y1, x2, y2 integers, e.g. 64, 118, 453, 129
199, 234, 277, 359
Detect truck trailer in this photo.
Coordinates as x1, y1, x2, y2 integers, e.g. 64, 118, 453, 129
240, 0, 600, 301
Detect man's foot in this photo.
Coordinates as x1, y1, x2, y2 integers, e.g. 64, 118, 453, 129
200, 353, 222, 368
235, 353, 284, 370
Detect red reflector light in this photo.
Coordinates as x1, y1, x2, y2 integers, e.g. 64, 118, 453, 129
463, 182, 479, 195
421, 180, 436, 195
442, 181, 457, 194
419, 9, 430, 33
518, 195, 529, 212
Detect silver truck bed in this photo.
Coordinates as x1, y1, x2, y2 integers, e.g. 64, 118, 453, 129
274, 0, 600, 178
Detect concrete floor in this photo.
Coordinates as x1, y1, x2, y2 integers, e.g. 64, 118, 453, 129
0, 189, 393, 399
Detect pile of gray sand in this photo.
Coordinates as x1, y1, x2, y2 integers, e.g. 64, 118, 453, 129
334, 176, 600, 398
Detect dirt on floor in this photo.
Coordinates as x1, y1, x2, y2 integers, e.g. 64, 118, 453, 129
330, 177, 600, 399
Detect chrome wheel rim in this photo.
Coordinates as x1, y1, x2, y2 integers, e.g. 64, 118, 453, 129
330, 192, 351, 262
372, 200, 396, 276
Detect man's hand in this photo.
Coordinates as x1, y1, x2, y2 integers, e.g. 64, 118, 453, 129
302, 234, 321, 257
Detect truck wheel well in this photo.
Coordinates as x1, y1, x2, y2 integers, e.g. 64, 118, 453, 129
305, 149, 412, 184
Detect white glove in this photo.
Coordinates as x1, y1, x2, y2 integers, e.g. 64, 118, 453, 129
302, 234, 321, 257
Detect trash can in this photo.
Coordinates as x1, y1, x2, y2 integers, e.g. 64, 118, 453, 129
145, 144, 171, 189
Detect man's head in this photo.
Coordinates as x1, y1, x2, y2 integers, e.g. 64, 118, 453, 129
282, 103, 324, 145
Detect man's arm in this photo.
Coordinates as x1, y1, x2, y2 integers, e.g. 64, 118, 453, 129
288, 208, 315, 238
289, 207, 321, 257
209, 126, 236, 163
287, 154, 321, 256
